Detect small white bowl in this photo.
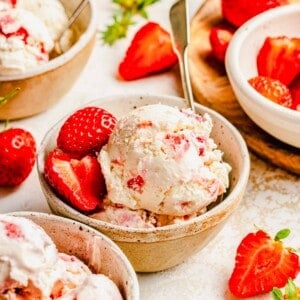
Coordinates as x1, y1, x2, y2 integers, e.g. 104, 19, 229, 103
8, 211, 140, 299
225, 4, 300, 148
37, 93, 250, 272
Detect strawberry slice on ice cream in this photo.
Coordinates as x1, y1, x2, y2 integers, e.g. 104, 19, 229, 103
44, 148, 105, 212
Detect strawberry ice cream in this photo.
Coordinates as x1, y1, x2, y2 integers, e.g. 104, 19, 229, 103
0, 214, 60, 297
0, 215, 123, 299
96, 104, 231, 227
0, 0, 71, 73
0, 8, 54, 73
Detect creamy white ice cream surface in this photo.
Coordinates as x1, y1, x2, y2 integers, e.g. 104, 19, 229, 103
99, 104, 231, 224
0, 8, 54, 73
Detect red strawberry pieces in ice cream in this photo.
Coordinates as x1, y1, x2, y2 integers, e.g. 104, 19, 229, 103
3, 221, 24, 239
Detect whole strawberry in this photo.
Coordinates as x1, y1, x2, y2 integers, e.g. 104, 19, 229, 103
0, 128, 36, 187
228, 228, 299, 298
57, 106, 116, 158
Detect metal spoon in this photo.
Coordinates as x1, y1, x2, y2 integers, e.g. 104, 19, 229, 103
52, 0, 89, 56
169, 0, 195, 112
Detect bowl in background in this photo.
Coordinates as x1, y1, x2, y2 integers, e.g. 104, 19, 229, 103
8, 211, 140, 299
0, 0, 97, 120
225, 4, 300, 148
37, 94, 250, 272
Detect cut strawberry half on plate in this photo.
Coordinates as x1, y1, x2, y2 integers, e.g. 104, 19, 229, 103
257, 36, 300, 86
228, 229, 299, 298
118, 22, 178, 81
221, 0, 288, 28
248, 75, 293, 107
44, 148, 105, 213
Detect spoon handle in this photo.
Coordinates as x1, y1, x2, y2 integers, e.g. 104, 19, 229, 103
170, 0, 195, 112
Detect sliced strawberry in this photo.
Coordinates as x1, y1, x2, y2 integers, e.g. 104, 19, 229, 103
228, 229, 299, 298
209, 26, 234, 63
0, 128, 36, 187
44, 148, 105, 212
257, 36, 300, 86
57, 106, 116, 158
289, 75, 300, 111
221, 0, 287, 28
248, 76, 293, 107
118, 22, 178, 81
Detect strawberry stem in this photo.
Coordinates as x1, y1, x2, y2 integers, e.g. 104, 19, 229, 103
275, 228, 291, 241
0, 87, 21, 107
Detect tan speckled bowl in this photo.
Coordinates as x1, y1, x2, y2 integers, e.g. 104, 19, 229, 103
0, 0, 97, 120
37, 94, 251, 272
9, 211, 140, 299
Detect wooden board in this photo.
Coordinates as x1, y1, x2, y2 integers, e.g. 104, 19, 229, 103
189, 0, 300, 175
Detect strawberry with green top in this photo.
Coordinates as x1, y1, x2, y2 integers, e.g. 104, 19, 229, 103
248, 76, 293, 108
272, 278, 300, 300
44, 148, 105, 213
257, 36, 300, 86
57, 106, 116, 158
118, 22, 178, 81
228, 228, 299, 298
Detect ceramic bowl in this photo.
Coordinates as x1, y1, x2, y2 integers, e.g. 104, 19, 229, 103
37, 94, 250, 272
8, 211, 140, 299
225, 4, 300, 148
0, 0, 97, 120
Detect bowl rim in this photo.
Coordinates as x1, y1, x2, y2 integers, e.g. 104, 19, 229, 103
37, 93, 250, 240
0, 0, 98, 81
7, 211, 140, 299
225, 4, 300, 120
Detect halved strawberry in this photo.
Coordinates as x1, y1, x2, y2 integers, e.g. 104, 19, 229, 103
118, 22, 178, 81
209, 26, 234, 63
289, 75, 300, 111
248, 76, 293, 107
221, 0, 287, 28
57, 107, 116, 158
44, 148, 105, 212
257, 36, 300, 86
228, 229, 299, 298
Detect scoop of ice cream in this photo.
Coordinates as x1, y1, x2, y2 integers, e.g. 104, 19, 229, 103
99, 104, 231, 217
0, 215, 59, 296
16, 0, 69, 40
50, 253, 92, 299
0, 8, 54, 73
73, 274, 123, 300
